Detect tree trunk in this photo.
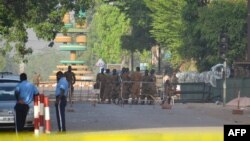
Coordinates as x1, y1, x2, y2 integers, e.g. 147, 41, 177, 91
129, 51, 134, 71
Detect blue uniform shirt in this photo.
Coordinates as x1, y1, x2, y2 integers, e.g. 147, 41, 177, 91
55, 77, 69, 97
15, 80, 39, 104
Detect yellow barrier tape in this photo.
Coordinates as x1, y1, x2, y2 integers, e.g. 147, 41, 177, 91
0, 127, 223, 141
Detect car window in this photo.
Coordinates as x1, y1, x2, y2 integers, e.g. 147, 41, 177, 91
0, 83, 18, 101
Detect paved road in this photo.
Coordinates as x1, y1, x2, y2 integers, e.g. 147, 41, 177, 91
2, 101, 248, 141
43, 88, 250, 133
49, 102, 232, 132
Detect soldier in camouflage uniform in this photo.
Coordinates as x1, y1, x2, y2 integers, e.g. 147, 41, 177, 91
64, 66, 76, 107
96, 68, 106, 101
141, 70, 151, 104
130, 67, 142, 104
103, 69, 112, 103
149, 69, 157, 95
111, 69, 120, 103
170, 71, 178, 94
147, 69, 157, 104
162, 79, 171, 104
120, 68, 130, 104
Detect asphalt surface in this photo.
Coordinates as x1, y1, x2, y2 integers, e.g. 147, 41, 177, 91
48, 101, 246, 132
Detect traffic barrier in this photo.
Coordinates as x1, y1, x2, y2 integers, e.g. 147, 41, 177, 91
38, 80, 163, 106
38, 81, 98, 103
44, 96, 51, 134
33, 94, 51, 135
39, 94, 45, 133
34, 95, 39, 136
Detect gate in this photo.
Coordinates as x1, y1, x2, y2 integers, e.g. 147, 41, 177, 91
174, 82, 212, 103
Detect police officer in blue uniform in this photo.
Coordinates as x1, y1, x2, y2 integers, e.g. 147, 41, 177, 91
15, 73, 39, 132
55, 71, 69, 132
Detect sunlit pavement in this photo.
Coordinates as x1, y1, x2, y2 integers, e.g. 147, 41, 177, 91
1, 102, 248, 141
48, 102, 241, 132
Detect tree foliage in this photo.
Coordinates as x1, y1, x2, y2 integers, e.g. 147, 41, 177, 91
24, 48, 68, 81
0, 0, 93, 62
0, 54, 5, 70
119, 0, 155, 52
181, 0, 247, 71
88, 3, 130, 63
0, 0, 249, 74
0, 55, 19, 74
145, 0, 186, 69
139, 49, 152, 69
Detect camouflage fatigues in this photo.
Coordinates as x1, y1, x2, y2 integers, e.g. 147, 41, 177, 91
64, 70, 76, 105
130, 71, 142, 99
170, 74, 178, 94
164, 80, 172, 104
121, 72, 130, 102
96, 73, 106, 100
111, 74, 120, 100
149, 74, 157, 96
103, 74, 112, 102
141, 74, 151, 100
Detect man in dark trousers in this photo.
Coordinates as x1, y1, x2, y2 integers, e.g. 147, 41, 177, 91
55, 71, 69, 132
131, 67, 142, 104
15, 73, 39, 132
103, 69, 112, 103
64, 65, 76, 107
96, 68, 106, 101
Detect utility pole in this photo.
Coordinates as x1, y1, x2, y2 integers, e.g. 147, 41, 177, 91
219, 32, 228, 106
158, 46, 161, 74
223, 59, 227, 106
130, 51, 134, 71
248, 0, 250, 60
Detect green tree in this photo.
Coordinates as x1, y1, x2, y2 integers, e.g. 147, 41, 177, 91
116, 0, 155, 70
0, 0, 93, 62
25, 48, 69, 81
88, 4, 130, 63
0, 54, 6, 71
119, 0, 155, 52
181, 0, 247, 71
145, 0, 186, 69
139, 49, 152, 69
1, 55, 19, 74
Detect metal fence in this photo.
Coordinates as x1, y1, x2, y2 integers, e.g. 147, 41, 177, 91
170, 78, 250, 103
38, 81, 98, 103
38, 80, 163, 105
211, 78, 250, 103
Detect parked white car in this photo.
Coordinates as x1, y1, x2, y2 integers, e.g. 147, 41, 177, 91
0, 72, 34, 130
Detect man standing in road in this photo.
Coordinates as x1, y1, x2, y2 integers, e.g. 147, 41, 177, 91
170, 71, 178, 94
64, 65, 76, 107
96, 68, 106, 101
55, 71, 69, 132
15, 73, 39, 132
32, 72, 41, 87
103, 69, 112, 103
131, 67, 142, 104
120, 68, 131, 104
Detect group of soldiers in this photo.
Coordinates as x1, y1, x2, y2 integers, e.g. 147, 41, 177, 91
95, 67, 158, 104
